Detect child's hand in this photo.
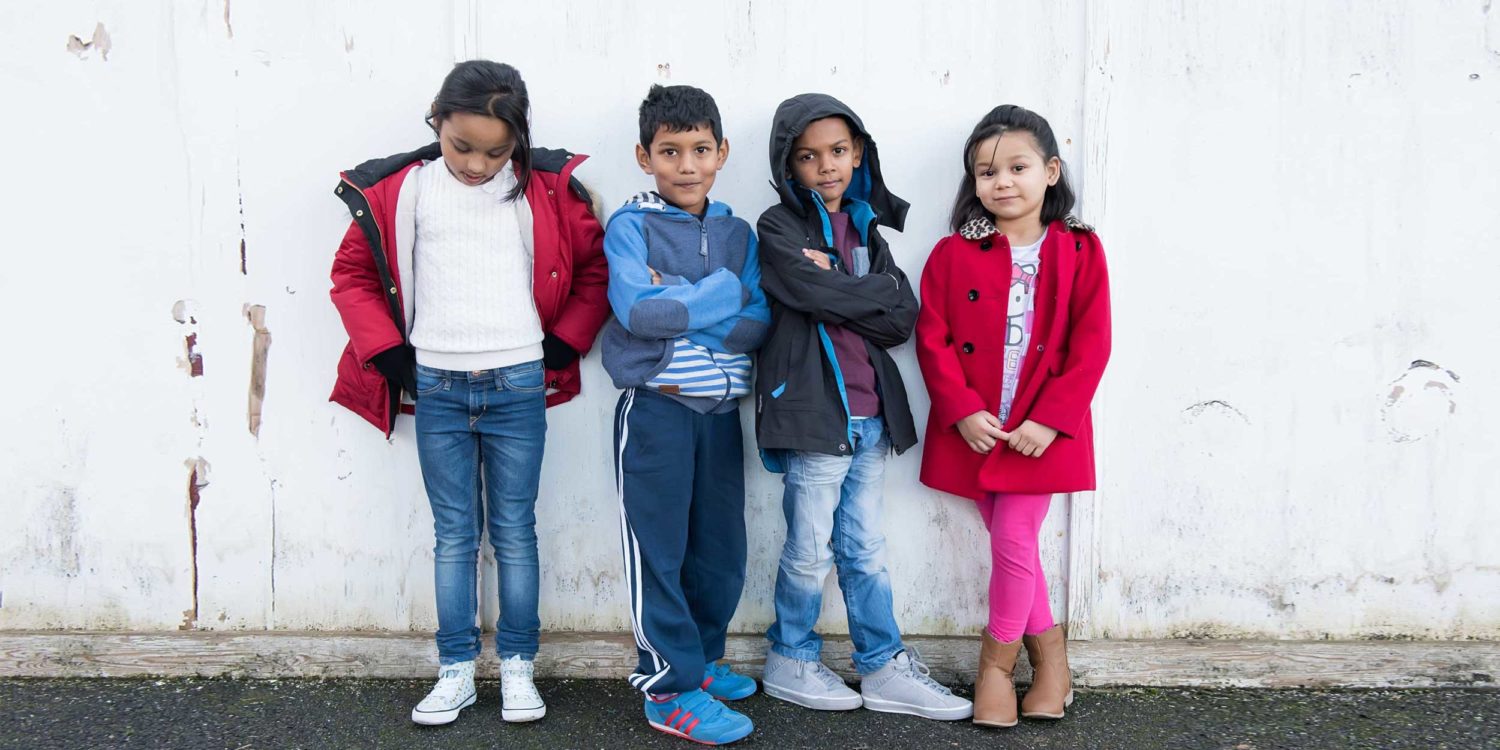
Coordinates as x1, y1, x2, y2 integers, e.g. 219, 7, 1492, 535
957, 411, 1008, 454
1007, 419, 1058, 458
648, 266, 663, 285
801, 249, 832, 271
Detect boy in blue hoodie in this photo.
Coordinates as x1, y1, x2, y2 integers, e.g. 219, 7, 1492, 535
602, 84, 771, 746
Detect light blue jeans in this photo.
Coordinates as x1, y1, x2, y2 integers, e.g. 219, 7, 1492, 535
414, 360, 546, 664
767, 416, 904, 674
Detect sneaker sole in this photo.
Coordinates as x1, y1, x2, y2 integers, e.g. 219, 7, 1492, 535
861, 695, 974, 721
1021, 689, 1074, 720
411, 692, 476, 725
763, 681, 862, 711
502, 704, 547, 722
648, 719, 753, 745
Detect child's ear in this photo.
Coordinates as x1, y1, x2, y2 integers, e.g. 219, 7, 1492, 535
851, 137, 865, 168
716, 138, 730, 169
635, 143, 654, 175
1046, 155, 1061, 186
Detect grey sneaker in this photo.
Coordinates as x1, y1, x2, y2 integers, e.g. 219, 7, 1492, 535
860, 649, 974, 720
761, 650, 862, 711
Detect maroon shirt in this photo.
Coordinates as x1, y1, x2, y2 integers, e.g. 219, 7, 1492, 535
825, 212, 881, 418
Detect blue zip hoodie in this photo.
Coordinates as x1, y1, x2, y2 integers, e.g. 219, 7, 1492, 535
601, 191, 771, 414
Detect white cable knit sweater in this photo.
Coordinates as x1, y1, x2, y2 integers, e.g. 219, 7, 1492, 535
409, 159, 544, 371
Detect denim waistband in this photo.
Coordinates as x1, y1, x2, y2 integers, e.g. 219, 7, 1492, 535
416, 359, 542, 379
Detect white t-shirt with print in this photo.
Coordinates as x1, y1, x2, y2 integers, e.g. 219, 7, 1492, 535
999, 229, 1045, 424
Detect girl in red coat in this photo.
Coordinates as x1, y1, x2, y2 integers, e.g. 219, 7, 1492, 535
328, 61, 609, 726
915, 105, 1110, 728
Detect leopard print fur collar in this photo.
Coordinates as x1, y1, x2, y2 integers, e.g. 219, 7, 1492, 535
959, 215, 1093, 241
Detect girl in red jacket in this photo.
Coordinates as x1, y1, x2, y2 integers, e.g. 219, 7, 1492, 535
328, 61, 609, 726
915, 105, 1110, 728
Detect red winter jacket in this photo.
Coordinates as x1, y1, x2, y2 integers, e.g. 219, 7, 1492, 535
329, 144, 610, 434
915, 219, 1111, 499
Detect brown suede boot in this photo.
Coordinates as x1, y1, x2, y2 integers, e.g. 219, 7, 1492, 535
973, 630, 1022, 727
1020, 624, 1074, 719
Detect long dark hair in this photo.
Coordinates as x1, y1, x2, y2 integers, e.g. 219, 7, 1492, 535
427, 60, 531, 201
948, 105, 1077, 233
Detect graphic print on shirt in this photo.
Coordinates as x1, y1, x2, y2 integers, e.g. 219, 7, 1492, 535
999, 232, 1045, 424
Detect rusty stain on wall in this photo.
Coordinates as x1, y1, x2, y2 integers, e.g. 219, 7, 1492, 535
245, 304, 271, 436
65, 22, 112, 62
173, 301, 204, 377
181, 459, 210, 630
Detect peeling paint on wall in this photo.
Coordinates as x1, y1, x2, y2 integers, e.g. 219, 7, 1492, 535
1381, 360, 1459, 443
181, 459, 210, 630
173, 301, 204, 377
65, 22, 112, 62
245, 304, 271, 436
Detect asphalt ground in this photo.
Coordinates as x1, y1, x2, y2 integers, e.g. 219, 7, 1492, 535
3, 678, 1496, 750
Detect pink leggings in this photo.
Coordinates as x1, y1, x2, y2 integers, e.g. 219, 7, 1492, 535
976, 492, 1056, 642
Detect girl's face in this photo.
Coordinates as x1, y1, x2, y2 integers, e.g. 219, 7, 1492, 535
973, 131, 1060, 228
434, 111, 516, 186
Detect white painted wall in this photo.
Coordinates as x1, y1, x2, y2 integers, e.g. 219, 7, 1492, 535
1, 0, 1495, 642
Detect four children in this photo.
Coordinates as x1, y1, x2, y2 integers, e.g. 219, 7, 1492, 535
329, 63, 1111, 746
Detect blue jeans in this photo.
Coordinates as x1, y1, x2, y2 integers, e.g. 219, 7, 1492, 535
767, 416, 904, 674
414, 360, 546, 664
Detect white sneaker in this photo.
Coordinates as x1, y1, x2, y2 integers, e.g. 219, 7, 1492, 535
500, 655, 547, 722
860, 649, 974, 721
761, 650, 862, 711
411, 661, 477, 726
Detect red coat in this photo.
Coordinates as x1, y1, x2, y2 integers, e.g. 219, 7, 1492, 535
915, 220, 1111, 499
328, 145, 610, 434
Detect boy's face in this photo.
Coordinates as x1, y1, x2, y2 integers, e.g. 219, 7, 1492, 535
433, 110, 516, 186
789, 116, 863, 213
973, 131, 1060, 228
635, 124, 728, 216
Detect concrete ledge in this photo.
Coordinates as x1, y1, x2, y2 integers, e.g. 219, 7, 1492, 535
1, 631, 1495, 688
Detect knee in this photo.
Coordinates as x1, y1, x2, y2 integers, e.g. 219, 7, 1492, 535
833, 532, 886, 575
434, 533, 480, 562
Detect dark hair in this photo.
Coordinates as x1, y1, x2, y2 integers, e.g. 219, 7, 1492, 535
427, 60, 531, 202
948, 104, 1077, 233
638, 84, 723, 149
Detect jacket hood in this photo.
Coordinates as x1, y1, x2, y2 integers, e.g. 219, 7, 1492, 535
767, 93, 909, 232
608, 190, 734, 223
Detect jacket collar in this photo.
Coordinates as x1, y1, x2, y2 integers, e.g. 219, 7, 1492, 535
959, 215, 1094, 241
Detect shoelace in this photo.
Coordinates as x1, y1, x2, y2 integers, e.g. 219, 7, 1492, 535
900, 649, 953, 695
427, 670, 471, 703
501, 660, 540, 701
797, 660, 847, 691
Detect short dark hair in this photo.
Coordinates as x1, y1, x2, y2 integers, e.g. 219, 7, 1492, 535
427, 60, 531, 202
638, 84, 723, 149
948, 105, 1078, 233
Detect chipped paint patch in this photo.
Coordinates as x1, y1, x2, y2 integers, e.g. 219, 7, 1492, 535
1184, 400, 1251, 424
65, 22, 112, 62
173, 301, 204, 376
1381, 360, 1460, 443
245, 305, 271, 436
181, 459, 210, 630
